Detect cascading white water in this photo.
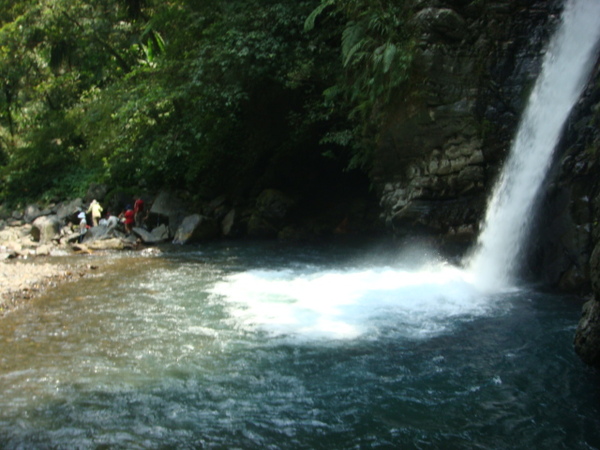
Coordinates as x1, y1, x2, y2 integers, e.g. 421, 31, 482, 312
466, 0, 600, 291
203, 0, 600, 343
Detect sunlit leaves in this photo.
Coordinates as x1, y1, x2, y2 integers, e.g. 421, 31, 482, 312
0, 0, 158, 201
0, 0, 413, 203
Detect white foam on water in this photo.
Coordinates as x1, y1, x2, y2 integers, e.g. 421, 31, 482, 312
210, 263, 498, 341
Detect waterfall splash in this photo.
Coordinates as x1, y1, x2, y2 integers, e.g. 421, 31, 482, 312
466, 0, 600, 291
209, 0, 600, 342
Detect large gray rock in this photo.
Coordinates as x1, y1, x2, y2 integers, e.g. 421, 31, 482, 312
81, 225, 112, 243
31, 215, 61, 244
133, 224, 170, 244
84, 183, 109, 203
55, 198, 84, 222
79, 238, 134, 251
221, 208, 239, 237
173, 214, 219, 244
24, 204, 47, 223
150, 191, 188, 236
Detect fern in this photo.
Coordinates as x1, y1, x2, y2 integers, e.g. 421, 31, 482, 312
304, 0, 335, 32
305, 0, 416, 171
341, 22, 365, 66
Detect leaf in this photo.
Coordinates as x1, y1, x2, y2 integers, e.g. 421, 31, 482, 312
343, 41, 366, 67
304, 0, 334, 32
382, 42, 396, 73
154, 31, 166, 55
323, 84, 342, 102
341, 22, 365, 67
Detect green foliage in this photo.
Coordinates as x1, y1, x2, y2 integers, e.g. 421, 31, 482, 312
305, 0, 415, 170
304, 0, 334, 32
0, 0, 416, 205
0, 0, 156, 201
307, 0, 415, 112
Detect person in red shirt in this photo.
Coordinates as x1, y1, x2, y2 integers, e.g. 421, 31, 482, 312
120, 205, 135, 234
133, 197, 145, 228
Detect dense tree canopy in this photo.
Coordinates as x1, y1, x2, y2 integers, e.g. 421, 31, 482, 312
0, 0, 414, 205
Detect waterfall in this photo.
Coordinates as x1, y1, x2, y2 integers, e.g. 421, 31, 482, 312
466, 0, 600, 291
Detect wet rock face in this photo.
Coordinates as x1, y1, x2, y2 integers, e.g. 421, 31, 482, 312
575, 299, 600, 368
379, 136, 485, 238
561, 77, 600, 367
372, 1, 600, 369
374, 0, 561, 245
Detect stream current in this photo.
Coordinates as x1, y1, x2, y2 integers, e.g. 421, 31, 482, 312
1, 241, 599, 449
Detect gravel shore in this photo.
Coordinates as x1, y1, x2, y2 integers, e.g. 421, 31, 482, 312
0, 259, 91, 314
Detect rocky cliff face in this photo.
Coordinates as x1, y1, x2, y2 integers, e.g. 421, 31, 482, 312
370, 0, 600, 366
554, 64, 600, 366
527, 64, 600, 293
375, 0, 562, 248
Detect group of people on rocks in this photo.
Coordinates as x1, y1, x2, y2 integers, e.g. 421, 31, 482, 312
76, 196, 147, 242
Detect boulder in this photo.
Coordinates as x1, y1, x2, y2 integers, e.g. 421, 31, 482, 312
81, 225, 111, 243
206, 195, 230, 221
55, 198, 84, 222
221, 208, 240, 237
247, 189, 295, 238
31, 215, 61, 244
133, 224, 170, 244
173, 214, 219, 244
86, 237, 134, 251
150, 191, 188, 237
24, 204, 44, 223
84, 183, 109, 203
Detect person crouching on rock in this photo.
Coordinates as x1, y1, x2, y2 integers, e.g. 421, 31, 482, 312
106, 211, 119, 230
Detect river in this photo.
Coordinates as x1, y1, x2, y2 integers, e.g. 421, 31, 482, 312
2, 3, 600, 445
0, 240, 599, 449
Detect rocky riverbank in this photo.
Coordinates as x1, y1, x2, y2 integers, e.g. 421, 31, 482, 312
0, 258, 96, 315
0, 186, 380, 315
